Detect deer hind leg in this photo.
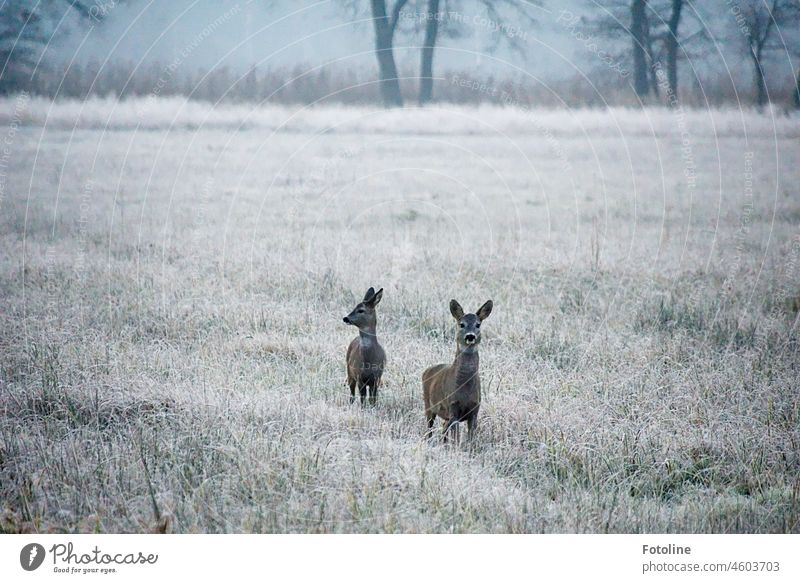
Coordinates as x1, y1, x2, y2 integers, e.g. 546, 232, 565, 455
358, 382, 367, 406
443, 417, 459, 444
425, 412, 436, 439
348, 377, 356, 404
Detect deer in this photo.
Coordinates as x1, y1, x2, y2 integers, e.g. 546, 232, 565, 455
343, 287, 385, 405
422, 299, 493, 443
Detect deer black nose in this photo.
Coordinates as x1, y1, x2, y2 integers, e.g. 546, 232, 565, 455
465, 333, 476, 342
343, 317, 351, 324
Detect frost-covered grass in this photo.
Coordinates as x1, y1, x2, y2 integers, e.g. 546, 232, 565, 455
3, 95, 799, 137
1, 97, 798, 533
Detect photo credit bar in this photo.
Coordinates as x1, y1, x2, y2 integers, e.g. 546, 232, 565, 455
1, 535, 796, 582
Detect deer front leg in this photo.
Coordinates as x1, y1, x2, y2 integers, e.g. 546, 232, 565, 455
466, 410, 479, 442
368, 377, 380, 405
359, 382, 367, 406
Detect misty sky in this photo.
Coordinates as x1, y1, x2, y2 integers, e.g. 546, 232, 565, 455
52, 0, 593, 81
42, 0, 797, 88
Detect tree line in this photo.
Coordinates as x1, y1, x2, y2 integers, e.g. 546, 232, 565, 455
1, 0, 798, 108
360, 0, 800, 108
583, 0, 800, 108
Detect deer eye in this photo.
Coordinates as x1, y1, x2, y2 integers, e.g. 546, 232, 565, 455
476, 323, 480, 328
459, 322, 465, 328
358, 309, 365, 313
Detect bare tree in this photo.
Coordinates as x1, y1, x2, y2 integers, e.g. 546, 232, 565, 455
417, 0, 538, 105
630, 0, 651, 98
1, 0, 117, 93
342, 0, 537, 106
0, 4, 47, 83
734, 0, 800, 107
418, 0, 440, 105
588, 0, 708, 104
663, 0, 683, 102
632, 0, 668, 99
370, 0, 408, 107
655, 0, 708, 105
585, 0, 659, 99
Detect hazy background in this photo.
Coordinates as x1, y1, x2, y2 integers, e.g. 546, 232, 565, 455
2, 0, 799, 106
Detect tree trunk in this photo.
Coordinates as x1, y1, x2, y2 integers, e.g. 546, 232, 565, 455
371, 0, 404, 108
631, 0, 650, 99
418, 0, 440, 105
647, 39, 660, 99
665, 0, 683, 105
643, 3, 659, 99
750, 46, 767, 108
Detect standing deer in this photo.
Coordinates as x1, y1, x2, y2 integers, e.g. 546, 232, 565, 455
422, 299, 493, 443
343, 287, 385, 405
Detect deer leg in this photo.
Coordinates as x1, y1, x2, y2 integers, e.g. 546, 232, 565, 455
368, 378, 379, 406
443, 417, 459, 444
424, 413, 437, 439
348, 378, 356, 404
359, 382, 367, 406
466, 412, 479, 442
445, 405, 463, 445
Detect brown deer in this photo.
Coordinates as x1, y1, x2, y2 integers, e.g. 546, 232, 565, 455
422, 299, 493, 443
343, 287, 385, 405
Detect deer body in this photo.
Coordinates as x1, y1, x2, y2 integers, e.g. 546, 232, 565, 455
423, 299, 493, 442
343, 287, 385, 405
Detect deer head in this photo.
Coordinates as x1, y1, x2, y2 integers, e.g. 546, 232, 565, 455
343, 287, 384, 332
450, 299, 493, 352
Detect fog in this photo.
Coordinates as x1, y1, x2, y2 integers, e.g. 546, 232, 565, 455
2, 3, 798, 108
53, 0, 584, 79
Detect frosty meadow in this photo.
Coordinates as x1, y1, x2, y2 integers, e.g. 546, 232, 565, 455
0, 97, 799, 533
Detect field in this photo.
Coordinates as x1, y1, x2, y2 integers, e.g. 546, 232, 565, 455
1, 97, 799, 533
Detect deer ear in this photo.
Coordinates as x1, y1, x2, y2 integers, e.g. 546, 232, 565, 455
370, 288, 383, 307
363, 287, 376, 302
450, 299, 464, 320
476, 300, 493, 321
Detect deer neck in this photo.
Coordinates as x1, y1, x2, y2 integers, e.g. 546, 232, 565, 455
453, 347, 479, 386
358, 326, 378, 350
